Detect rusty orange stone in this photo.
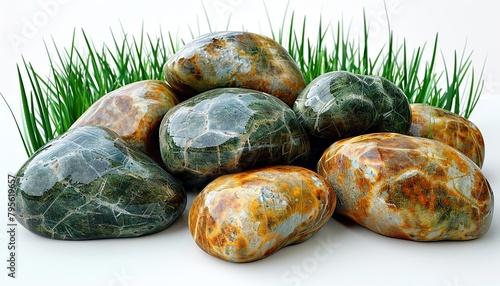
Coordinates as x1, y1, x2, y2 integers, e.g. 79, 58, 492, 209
408, 103, 485, 167
188, 165, 336, 262
317, 132, 493, 241
164, 31, 306, 106
70, 80, 179, 164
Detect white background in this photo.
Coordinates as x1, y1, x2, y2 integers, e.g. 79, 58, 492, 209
0, 0, 499, 285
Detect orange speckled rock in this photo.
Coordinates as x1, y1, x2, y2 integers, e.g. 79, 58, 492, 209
189, 165, 336, 262
164, 31, 306, 106
408, 103, 485, 167
317, 133, 493, 241
70, 80, 179, 164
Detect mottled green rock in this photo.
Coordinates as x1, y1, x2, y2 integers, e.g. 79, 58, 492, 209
15, 126, 186, 240
159, 88, 310, 187
293, 71, 412, 140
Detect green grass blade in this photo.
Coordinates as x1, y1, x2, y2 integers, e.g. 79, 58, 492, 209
1, 90, 31, 156
11, 7, 485, 157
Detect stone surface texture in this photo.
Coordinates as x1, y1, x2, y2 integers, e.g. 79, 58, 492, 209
70, 80, 179, 165
159, 88, 310, 187
189, 165, 336, 262
317, 132, 493, 241
294, 71, 412, 140
164, 31, 306, 106
15, 126, 186, 240
408, 103, 485, 167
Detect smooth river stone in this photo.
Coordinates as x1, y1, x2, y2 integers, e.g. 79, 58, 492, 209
317, 133, 493, 241
15, 126, 186, 240
70, 80, 179, 165
189, 165, 336, 262
293, 71, 412, 140
159, 88, 310, 188
408, 103, 485, 168
164, 31, 306, 106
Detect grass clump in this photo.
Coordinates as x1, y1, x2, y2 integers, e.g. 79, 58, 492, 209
14, 26, 179, 156
267, 8, 483, 118
9, 10, 483, 157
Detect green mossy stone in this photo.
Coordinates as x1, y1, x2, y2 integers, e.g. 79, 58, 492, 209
293, 71, 412, 140
15, 126, 186, 240
159, 88, 310, 188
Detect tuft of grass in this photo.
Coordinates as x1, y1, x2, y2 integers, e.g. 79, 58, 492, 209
265, 6, 483, 118
14, 25, 178, 156
10, 9, 484, 157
